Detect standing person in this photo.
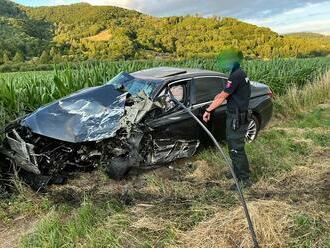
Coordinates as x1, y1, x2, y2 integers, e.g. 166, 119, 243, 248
203, 52, 252, 189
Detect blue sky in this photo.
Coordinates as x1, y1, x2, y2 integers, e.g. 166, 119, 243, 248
14, 0, 330, 34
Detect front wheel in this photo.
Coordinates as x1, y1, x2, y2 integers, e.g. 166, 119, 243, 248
105, 157, 131, 180
245, 115, 260, 143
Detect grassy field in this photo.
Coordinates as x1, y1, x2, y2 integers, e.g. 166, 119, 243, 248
0, 58, 330, 247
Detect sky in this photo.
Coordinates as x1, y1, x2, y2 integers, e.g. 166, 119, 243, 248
13, 0, 330, 34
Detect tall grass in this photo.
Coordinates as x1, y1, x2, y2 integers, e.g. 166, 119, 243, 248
275, 70, 330, 118
0, 57, 329, 128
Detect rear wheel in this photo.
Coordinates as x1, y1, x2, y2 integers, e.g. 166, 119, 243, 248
245, 115, 259, 143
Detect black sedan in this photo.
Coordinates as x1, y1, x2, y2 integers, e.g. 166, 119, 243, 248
0, 67, 273, 189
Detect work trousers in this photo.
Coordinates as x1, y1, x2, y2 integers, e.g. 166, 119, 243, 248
226, 112, 251, 180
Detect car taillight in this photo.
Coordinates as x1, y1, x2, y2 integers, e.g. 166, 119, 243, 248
268, 89, 274, 99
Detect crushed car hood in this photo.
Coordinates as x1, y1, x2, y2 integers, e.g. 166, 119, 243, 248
21, 84, 128, 143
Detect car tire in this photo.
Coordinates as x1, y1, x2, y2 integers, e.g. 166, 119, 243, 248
245, 115, 260, 143
106, 157, 131, 180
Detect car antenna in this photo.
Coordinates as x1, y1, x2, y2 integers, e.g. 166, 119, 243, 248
168, 90, 259, 248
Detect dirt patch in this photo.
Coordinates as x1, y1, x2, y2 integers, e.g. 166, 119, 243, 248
84, 29, 112, 41
0, 216, 39, 248
179, 200, 296, 248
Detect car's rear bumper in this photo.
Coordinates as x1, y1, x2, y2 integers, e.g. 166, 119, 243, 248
256, 97, 273, 130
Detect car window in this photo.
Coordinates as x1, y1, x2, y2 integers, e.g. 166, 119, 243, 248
169, 84, 184, 102
107, 72, 161, 97
194, 77, 226, 104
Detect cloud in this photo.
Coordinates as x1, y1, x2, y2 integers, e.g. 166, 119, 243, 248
244, 2, 330, 34
82, 0, 330, 34
15, 0, 330, 34
78, 0, 328, 18
52, 0, 72, 4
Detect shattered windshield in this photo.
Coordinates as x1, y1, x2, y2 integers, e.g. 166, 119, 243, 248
108, 72, 160, 97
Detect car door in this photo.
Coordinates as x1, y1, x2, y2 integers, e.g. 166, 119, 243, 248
191, 76, 228, 142
147, 78, 198, 140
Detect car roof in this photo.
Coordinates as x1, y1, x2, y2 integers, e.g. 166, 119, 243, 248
130, 66, 227, 80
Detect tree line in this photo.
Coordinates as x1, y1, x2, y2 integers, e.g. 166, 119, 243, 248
0, 1, 329, 69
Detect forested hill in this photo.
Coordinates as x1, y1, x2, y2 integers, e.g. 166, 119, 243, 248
0, 0, 330, 65
285, 32, 330, 52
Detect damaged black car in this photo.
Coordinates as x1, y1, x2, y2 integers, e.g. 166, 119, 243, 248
0, 67, 273, 190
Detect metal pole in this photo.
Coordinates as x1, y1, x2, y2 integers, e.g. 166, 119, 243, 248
169, 93, 259, 248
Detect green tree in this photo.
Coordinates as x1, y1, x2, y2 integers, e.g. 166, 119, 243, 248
49, 47, 57, 58
3, 51, 11, 64
13, 51, 25, 63
39, 50, 50, 64
107, 33, 135, 59
53, 53, 62, 63
50, 47, 62, 63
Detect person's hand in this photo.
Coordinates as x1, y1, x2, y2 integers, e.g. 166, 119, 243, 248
203, 111, 211, 123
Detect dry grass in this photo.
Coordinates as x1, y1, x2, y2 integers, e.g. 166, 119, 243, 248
140, 175, 201, 200
257, 161, 329, 192
252, 151, 330, 204
177, 112, 330, 248
180, 200, 296, 248
275, 70, 330, 118
185, 160, 223, 182
132, 216, 171, 232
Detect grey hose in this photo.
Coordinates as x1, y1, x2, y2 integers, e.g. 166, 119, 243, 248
168, 92, 259, 248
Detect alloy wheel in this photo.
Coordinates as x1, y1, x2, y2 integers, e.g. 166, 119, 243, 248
245, 118, 258, 143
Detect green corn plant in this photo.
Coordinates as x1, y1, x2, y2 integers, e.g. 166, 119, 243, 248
0, 57, 329, 128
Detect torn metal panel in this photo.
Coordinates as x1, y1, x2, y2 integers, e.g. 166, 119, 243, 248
124, 96, 155, 124
126, 128, 145, 150
21, 84, 128, 143
147, 139, 200, 165
119, 92, 156, 139
3, 129, 40, 174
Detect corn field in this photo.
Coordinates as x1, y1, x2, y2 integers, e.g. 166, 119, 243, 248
0, 57, 329, 128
